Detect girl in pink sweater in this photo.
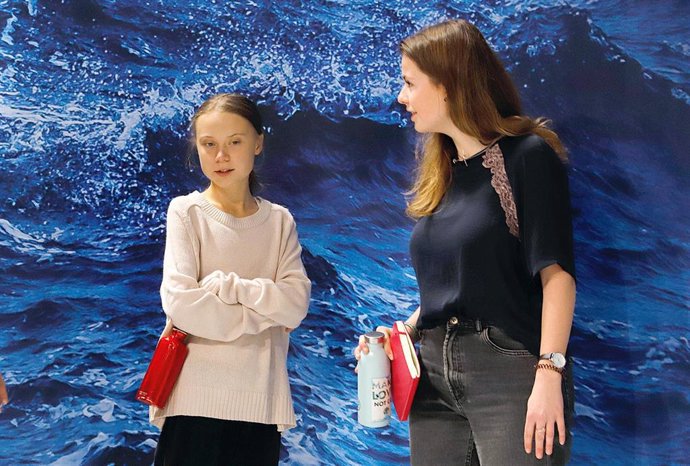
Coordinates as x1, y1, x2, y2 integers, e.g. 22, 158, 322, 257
151, 94, 311, 465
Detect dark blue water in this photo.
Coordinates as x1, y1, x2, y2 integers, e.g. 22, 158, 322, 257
0, 1, 688, 464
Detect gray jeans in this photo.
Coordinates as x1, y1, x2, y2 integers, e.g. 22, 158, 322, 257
409, 319, 574, 466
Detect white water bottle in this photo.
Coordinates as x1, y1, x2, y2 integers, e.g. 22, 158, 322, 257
358, 331, 391, 427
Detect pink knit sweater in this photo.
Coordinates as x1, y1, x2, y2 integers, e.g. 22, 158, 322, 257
149, 191, 311, 431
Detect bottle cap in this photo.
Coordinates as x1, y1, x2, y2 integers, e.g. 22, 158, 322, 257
364, 331, 385, 345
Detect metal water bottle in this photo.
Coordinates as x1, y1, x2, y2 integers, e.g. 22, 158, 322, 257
136, 328, 188, 409
358, 331, 391, 427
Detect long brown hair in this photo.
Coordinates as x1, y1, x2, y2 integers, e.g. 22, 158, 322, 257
188, 93, 264, 194
401, 20, 566, 218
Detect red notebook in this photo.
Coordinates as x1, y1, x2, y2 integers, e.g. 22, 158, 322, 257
390, 321, 420, 421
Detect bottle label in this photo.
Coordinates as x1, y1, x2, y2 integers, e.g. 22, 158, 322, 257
370, 376, 391, 421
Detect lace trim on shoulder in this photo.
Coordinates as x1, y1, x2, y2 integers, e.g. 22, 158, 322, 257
482, 144, 520, 238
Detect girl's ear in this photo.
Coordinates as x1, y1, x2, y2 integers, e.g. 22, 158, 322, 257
254, 134, 264, 156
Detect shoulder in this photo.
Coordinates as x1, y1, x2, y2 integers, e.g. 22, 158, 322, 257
262, 198, 297, 225
166, 192, 204, 223
259, 198, 293, 220
499, 134, 565, 178
499, 134, 556, 160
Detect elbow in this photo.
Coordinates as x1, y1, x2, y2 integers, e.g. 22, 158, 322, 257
285, 282, 311, 328
288, 301, 310, 329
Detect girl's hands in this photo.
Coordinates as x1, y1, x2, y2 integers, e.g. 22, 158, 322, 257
523, 369, 566, 459
353, 325, 394, 373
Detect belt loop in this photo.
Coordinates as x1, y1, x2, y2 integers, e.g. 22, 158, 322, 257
475, 319, 482, 333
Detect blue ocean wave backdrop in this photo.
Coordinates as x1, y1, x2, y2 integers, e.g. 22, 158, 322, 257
0, 0, 688, 464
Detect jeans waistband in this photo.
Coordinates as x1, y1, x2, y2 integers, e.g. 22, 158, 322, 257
446, 316, 491, 332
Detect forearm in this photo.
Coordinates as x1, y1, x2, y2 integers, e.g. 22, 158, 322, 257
161, 205, 296, 341
235, 275, 311, 328
162, 277, 280, 342
525, 265, 575, 456
201, 269, 310, 329
539, 264, 576, 355
224, 217, 312, 328
405, 307, 421, 327
403, 307, 422, 342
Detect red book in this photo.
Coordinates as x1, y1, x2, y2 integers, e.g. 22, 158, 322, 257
390, 321, 420, 421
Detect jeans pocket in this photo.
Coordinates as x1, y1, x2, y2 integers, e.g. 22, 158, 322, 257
480, 326, 533, 357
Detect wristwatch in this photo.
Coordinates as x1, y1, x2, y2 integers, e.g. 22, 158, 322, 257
539, 352, 566, 369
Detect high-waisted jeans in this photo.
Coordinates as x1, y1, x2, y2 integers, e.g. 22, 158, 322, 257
409, 318, 574, 466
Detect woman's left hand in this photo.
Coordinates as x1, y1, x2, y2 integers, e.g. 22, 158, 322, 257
523, 368, 565, 459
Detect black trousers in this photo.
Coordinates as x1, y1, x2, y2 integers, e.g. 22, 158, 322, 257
154, 415, 282, 466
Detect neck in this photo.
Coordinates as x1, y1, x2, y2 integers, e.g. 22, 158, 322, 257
447, 128, 486, 160
204, 183, 257, 217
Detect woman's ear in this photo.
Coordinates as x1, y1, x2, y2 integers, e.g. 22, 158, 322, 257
440, 84, 449, 102
254, 134, 264, 156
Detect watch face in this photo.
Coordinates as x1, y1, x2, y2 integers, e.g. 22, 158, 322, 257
551, 353, 566, 368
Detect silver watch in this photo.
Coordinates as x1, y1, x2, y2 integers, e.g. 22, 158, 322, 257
539, 352, 566, 369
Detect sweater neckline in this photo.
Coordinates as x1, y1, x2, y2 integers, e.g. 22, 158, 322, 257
451, 137, 504, 170
193, 191, 271, 229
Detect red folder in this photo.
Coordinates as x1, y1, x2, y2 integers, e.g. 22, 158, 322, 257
390, 321, 420, 421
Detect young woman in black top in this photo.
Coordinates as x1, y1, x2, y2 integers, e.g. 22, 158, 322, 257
356, 19, 576, 465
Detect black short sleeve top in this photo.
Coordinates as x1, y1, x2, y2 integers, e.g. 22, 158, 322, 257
409, 134, 575, 354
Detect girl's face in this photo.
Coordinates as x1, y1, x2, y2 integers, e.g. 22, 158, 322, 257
397, 55, 451, 134
194, 111, 263, 191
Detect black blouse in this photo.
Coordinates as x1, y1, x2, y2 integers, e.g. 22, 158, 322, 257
409, 134, 575, 355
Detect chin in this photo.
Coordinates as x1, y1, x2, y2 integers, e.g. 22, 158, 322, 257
413, 123, 432, 134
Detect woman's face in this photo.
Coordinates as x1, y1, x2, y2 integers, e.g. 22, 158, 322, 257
397, 55, 450, 134
194, 111, 263, 190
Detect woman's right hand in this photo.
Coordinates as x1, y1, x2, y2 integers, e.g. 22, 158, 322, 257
353, 325, 394, 373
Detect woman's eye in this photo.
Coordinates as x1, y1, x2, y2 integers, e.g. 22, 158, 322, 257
231, 140, 241, 145
203, 142, 215, 148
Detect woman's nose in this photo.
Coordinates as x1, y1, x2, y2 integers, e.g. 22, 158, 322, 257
216, 149, 230, 161
397, 87, 407, 105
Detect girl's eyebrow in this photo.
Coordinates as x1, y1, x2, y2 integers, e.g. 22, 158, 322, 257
198, 132, 247, 138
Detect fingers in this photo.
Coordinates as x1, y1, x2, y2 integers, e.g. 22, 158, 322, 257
374, 326, 394, 360
525, 382, 567, 458
534, 424, 546, 459
525, 421, 560, 459
557, 415, 567, 446
353, 335, 368, 374
544, 422, 555, 457
523, 418, 534, 454
354, 335, 369, 359
525, 422, 547, 459
353, 334, 369, 373
523, 414, 536, 455
354, 326, 393, 373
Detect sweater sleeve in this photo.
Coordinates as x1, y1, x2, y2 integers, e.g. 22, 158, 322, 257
206, 213, 311, 329
160, 201, 282, 342
514, 138, 576, 281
